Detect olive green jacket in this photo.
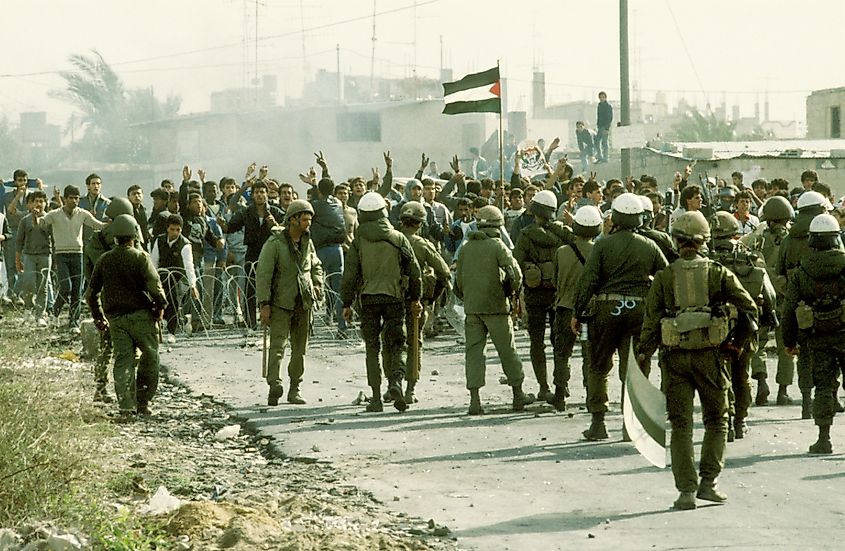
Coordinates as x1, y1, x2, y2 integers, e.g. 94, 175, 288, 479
87, 245, 167, 320
401, 227, 451, 302
782, 248, 845, 349
553, 237, 594, 309
255, 227, 323, 310
514, 220, 574, 305
455, 228, 521, 315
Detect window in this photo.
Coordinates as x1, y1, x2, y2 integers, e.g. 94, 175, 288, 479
831, 106, 841, 138
337, 112, 381, 142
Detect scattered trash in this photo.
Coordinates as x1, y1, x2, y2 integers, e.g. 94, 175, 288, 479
214, 425, 240, 441
57, 350, 79, 362
139, 486, 183, 515
351, 391, 366, 405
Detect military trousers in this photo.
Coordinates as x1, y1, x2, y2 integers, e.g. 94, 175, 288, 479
552, 307, 590, 390
751, 325, 795, 386
586, 299, 646, 413
266, 304, 310, 387
525, 303, 563, 391
664, 348, 728, 493
95, 328, 113, 387
465, 313, 525, 389
727, 347, 752, 420
109, 310, 160, 412
360, 301, 406, 389
807, 344, 844, 426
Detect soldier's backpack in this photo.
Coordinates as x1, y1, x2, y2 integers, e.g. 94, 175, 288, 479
795, 267, 845, 334
660, 257, 729, 349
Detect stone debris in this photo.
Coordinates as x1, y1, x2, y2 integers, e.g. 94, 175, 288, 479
215, 424, 241, 441
139, 486, 184, 516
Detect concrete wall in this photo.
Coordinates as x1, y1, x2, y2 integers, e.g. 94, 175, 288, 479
807, 88, 845, 139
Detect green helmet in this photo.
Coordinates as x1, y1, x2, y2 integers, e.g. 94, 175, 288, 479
711, 211, 740, 239
399, 201, 427, 223
284, 199, 314, 222
760, 196, 794, 222
476, 205, 504, 227
111, 214, 140, 238
672, 211, 710, 242
105, 197, 133, 219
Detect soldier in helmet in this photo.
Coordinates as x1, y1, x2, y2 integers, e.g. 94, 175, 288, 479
637, 194, 678, 263
744, 195, 795, 407
456, 204, 535, 414
83, 196, 144, 403
782, 213, 845, 454
86, 214, 167, 421
256, 199, 323, 406
513, 189, 575, 402
710, 211, 777, 440
639, 211, 757, 510
776, 190, 830, 417
571, 192, 669, 441
341, 192, 422, 413
551, 205, 602, 410
397, 201, 451, 404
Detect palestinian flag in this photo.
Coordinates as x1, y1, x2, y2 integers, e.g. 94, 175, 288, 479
442, 67, 501, 115
622, 343, 667, 468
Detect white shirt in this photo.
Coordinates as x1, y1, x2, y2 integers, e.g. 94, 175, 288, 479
42, 207, 106, 254
150, 237, 197, 288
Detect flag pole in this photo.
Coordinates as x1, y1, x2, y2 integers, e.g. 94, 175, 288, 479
497, 59, 505, 211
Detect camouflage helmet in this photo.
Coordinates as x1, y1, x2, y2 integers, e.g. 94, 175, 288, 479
671, 211, 710, 242
399, 201, 427, 223
111, 214, 140, 238
711, 211, 740, 239
476, 205, 505, 227
284, 199, 314, 222
105, 197, 133, 219
759, 195, 794, 222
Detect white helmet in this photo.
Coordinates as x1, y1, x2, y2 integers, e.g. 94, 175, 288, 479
612, 192, 644, 214
638, 194, 654, 213
357, 191, 387, 212
809, 213, 841, 234
797, 190, 829, 211
532, 190, 557, 210
573, 205, 603, 227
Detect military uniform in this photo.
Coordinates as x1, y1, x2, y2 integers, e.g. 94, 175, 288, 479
341, 197, 422, 412
514, 220, 574, 399
639, 249, 757, 507
255, 224, 322, 404
86, 219, 167, 415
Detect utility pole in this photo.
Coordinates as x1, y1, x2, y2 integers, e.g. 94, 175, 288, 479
619, 0, 631, 180
370, 0, 377, 101
336, 44, 343, 105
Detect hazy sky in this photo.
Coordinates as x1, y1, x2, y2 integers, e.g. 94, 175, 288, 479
2, 0, 842, 127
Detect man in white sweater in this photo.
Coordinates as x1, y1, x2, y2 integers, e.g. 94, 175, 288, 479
43, 185, 107, 332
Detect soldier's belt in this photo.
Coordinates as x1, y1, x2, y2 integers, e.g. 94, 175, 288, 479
595, 293, 644, 302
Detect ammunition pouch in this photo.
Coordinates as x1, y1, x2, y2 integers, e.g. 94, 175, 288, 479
798, 300, 845, 334
661, 310, 728, 350
523, 263, 542, 288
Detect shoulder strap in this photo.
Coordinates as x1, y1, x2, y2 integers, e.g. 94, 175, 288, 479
570, 242, 586, 265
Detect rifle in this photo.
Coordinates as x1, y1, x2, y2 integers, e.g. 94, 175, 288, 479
410, 309, 420, 382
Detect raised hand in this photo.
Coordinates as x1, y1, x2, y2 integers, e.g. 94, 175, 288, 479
182, 165, 192, 182
259, 165, 269, 180
420, 153, 430, 171
450, 154, 461, 174
383, 151, 393, 170
197, 168, 206, 182
314, 151, 328, 170
372, 167, 380, 182
589, 171, 597, 183
245, 162, 257, 181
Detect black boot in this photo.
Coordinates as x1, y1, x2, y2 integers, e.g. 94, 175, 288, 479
727, 416, 735, 443
697, 478, 728, 503
366, 386, 384, 412
802, 390, 813, 420
546, 385, 566, 411
754, 377, 770, 406
287, 382, 306, 405
389, 377, 407, 412
582, 412, 609, 441
268, 383, 284, 406
468, 388, 483, 415
512, 385, 535, 412
809, 424, 832, 454
94, 383, 113, 404
734, 416, 747, 439
777, 384, 794, 406
404, 381, 418, 404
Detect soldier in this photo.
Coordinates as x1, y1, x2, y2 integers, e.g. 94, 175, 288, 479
256, 200, 323, 406
744, 195, 794, 406
638, 211, 757, 510
513, 189, 574, 402
341, 192, 422, 413
709, 212, 777, 440
637, 195, 678, 263
571, 193, 668, 441
776, 190, 830, 418
782, 213, 845, 454
86, 214, 167, 421
550, 205, 602, 410
455, 205, 534, 414
397, 201, 451, 404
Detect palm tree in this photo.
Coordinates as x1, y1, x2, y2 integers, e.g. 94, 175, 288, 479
668, 109, 735, 142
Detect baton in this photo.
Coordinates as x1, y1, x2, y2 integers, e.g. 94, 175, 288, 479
410, 307, 421, 382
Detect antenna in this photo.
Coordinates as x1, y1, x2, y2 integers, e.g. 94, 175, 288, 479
299, 0, 309, 85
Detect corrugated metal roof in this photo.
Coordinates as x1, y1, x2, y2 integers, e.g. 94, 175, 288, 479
651, 139, 845, 160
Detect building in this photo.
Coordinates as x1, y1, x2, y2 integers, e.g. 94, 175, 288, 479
807, 87, 845, 139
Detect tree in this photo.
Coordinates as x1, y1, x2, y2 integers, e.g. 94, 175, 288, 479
667, 109, 735, 142
50, 50, 181, 163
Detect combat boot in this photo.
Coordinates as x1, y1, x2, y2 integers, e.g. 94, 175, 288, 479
809, 425, 832, 454
389, 378, 407, 412
546, 385, 566, 412
672, 492, 697, 510
136, 402, 152, 416
801, 390, 813, 420
833, 390, 844, 413
726, 416, 735, 443
366, 386, 384, 412
267, 384, 284, 406
287, 383, 306, 405
404, 381, 418, 404
734, 417, 747, 439
582, 412, 609, 441
536, 385, 552, 403
696, 479, 727, 503
512, 385, 535, 412
468, 388, 484, 415
776, 385, 794, 406
754, 377, 770, 406
94, 384, 113, 404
